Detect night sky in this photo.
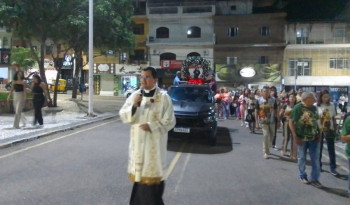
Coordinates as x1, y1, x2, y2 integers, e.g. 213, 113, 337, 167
279, 0, 349, 21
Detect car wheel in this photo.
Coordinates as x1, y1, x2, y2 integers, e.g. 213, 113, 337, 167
126, 93, 131, 98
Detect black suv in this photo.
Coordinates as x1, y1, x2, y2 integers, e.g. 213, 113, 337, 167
168, 84, 217, 145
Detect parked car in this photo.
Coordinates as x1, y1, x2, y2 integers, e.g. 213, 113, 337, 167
167, 84, 218, 145
50, 79, 67, 93
123, 86, 137, 98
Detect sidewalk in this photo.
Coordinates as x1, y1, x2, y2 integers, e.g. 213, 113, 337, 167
0, 97, 117, 148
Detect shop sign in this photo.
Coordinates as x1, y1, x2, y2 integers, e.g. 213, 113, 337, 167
62, 55, 73, 69
95, 63, 115, 74
161, 60, 183, 69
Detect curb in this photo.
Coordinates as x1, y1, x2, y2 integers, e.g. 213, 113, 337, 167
0, 113, 118, 150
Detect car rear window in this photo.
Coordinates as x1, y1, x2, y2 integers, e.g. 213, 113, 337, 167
168, 87, 212, 103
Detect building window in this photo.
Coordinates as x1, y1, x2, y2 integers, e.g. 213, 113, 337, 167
296, 28, 308, 44
231, 5, 236, 10
334, 28, 346, 38
228, 27, 239, 37
259, 56, 269, 64
330, 58, 349, 69
133, 24, 144, 35
260, 26, 270, 36
156, 27, 169, 38
288, 58, 312, 76
187, 26, 201, 38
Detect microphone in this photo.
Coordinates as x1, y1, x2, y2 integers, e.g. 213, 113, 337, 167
138, 87, 144, 107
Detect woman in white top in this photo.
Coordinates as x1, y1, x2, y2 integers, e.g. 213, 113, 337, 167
316, 89, 339, 176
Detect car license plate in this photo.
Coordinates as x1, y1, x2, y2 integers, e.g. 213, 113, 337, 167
174, 127, 190, 133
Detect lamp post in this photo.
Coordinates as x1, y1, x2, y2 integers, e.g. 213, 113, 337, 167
294, 67, 297, 91
88, 0, 94, 116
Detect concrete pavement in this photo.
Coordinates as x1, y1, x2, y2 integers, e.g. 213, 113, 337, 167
0, 94, 124, 148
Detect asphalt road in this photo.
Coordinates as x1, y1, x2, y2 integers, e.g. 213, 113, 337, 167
0, 116, 349, 205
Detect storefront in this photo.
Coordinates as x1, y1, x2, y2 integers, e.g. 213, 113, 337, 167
93, 64, 141, 96
114, 64, 141, 96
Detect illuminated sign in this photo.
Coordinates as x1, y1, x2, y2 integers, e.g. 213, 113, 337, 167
239, 67, 256, 78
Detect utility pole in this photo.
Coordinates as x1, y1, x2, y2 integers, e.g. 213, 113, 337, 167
294, 67, 297, 91
88, 0, 94, 116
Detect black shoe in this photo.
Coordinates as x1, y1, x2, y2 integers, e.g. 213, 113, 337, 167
310, 180, 323, 188
330, 170, 339, 176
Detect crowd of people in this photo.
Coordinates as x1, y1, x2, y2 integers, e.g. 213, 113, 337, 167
215, 86, 350, 196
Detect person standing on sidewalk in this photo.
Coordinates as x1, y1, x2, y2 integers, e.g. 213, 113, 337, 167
340, 114, 350, 198
7, 71, 27, 128
119, 67, 176, 205
289, 92, 322, 188
316, 90, 339, 176
27, 74, 50, 127
255, 86, 277, 159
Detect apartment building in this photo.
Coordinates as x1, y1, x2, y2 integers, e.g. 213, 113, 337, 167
283, 21, 350, 98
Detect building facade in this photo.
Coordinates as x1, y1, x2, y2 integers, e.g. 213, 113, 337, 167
283, 22, 350, 98
214, 11, 286, 88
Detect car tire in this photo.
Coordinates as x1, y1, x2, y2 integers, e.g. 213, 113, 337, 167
126, 93, 131, 98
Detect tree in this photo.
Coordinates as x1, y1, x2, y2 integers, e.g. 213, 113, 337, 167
0, 0, 79, 104
0, 0, 135, 100
10, 47, 36, 70
59, 0, 135, 98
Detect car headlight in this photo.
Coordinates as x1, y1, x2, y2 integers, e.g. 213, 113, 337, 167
203, 116, 215, 123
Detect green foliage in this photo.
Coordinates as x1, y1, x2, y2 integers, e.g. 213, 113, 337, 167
10, 47, 36, 70
0, 92, 33, 100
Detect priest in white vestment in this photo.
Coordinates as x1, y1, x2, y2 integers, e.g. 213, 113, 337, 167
119, 67, 176, 205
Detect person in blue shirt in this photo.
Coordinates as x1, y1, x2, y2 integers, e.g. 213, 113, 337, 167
173, 71, 181, 85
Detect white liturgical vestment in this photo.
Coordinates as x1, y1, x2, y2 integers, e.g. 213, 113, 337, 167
119, 87, 176, 184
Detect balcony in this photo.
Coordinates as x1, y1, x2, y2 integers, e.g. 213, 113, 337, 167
146, 34, 216, 46
147, 5, 215, 16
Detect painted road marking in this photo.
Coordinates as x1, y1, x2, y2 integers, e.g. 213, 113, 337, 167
164, 141, 187, 180
0, 120, 115, 160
